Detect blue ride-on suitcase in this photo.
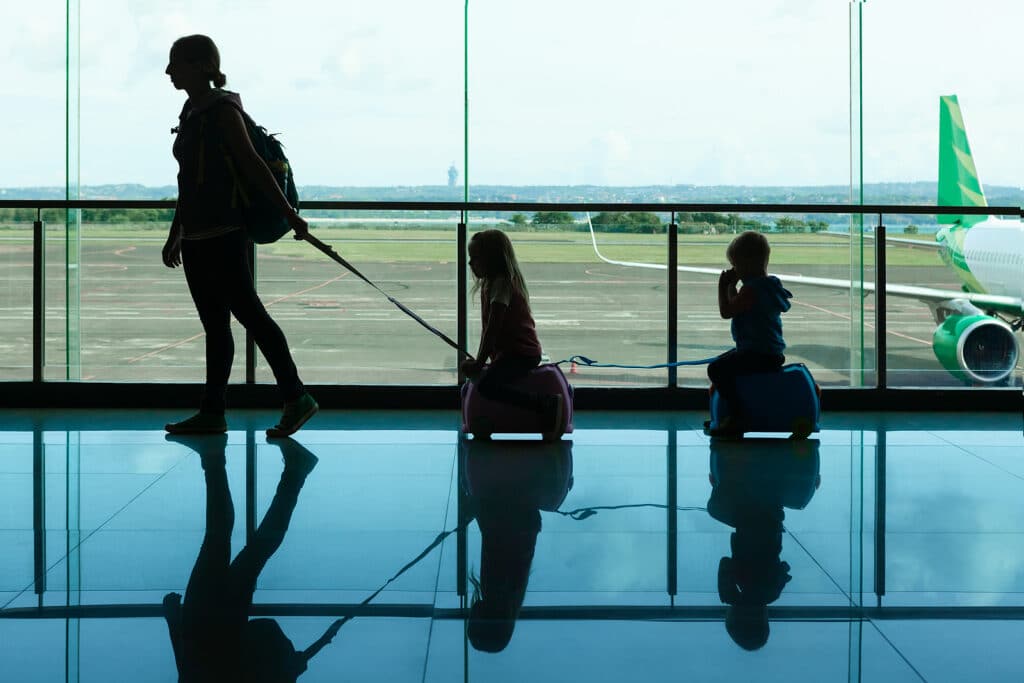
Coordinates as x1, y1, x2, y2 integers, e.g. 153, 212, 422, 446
707, 363, 821, 438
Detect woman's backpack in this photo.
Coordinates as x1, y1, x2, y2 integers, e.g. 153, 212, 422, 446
226, 108, 300, 244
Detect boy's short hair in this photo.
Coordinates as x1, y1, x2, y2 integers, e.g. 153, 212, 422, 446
727, 231, 771, 269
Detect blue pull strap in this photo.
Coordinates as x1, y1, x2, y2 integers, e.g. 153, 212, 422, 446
557, 353, 723, 369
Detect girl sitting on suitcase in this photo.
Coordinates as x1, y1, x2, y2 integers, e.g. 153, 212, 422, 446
460, 229, 564, 436
707, 231, 793, 437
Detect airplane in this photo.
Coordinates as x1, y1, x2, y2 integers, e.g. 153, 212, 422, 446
587, 95, 1024, 385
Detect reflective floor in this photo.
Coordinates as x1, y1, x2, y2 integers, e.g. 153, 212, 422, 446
1, 409, 1023, 682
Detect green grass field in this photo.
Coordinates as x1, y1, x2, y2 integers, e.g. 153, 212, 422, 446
0, 223, 941, 266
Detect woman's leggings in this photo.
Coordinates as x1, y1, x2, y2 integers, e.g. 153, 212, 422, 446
182, 230, 304, 413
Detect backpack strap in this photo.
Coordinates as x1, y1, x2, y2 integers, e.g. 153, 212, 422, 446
196, 116, 207, 186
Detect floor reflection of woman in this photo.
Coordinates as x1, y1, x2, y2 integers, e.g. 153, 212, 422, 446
161, 435, 335, 681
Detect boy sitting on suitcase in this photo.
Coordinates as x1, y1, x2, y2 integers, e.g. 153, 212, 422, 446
707, 231, 793, 437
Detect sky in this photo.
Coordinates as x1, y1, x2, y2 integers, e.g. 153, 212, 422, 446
1, 0, 1022, 190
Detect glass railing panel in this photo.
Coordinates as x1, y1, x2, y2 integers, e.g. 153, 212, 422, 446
255, 210, 460, 385
676, 212, 875, 388
882, 212, 1023, 388
0, 215, 34, 380
65, 210, 221, 382
469, 211, 668, 387
43, 215, 68, 381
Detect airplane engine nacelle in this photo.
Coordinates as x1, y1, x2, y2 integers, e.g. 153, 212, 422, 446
932, 314, 1019, 385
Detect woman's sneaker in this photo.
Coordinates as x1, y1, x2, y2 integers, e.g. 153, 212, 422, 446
164, 412, 227, 435
275, 438, 320, 479
267, 393, 319, 438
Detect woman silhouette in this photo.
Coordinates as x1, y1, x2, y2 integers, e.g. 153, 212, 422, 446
161, 34, 317, 438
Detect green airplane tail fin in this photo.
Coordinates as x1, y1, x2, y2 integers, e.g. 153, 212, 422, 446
938, 95, 986, 227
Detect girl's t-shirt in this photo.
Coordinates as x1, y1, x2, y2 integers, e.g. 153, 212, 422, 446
482, 276, 543, 360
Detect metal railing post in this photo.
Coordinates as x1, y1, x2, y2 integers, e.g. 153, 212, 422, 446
667, 429, 678, 602
875, 215, 886, 389
246, 428, 257, 544
457, 212, 468, 384
874, 428, 886, 606
33, 211, 45, 382
33, 424, 46, 598
668, 214, 678, 387
246, 241, 257, 384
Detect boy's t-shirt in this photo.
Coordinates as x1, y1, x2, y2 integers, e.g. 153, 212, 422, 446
731, 275, 792, 356
482, 276, 543, 361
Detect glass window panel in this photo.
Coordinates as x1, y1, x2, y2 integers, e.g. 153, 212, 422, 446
865, 0, 1024, 388
79, 1, 463, 194
677, 213, 875, 387
470, 214, 668, 387
255, 211, 460, 385
0, 2, 66, 189
469, 1, 849, 189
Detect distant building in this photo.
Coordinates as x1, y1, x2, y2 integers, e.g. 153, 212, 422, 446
448, 164, 458, 188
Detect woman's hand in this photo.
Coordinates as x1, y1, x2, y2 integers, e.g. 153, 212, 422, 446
288, 211, 310, 240
162, 591, 183, 616
461, 358, 485, 379
162, 230, 182, 268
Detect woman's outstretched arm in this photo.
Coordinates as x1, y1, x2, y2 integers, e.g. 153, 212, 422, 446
215, 106, 309, 239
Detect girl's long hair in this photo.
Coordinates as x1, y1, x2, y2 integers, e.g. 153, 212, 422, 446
469, 229, 529, 303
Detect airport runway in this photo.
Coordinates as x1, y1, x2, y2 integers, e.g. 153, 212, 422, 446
0, 237, 1018, 388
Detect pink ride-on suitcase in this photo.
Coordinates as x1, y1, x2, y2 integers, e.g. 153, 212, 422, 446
461, 364, 574, 440
706, 363, 821, 438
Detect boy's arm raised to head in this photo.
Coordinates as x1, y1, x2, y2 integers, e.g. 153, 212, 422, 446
718, 272, 756, 319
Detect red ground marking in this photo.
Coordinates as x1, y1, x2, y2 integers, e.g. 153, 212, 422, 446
126, 271, 350, 364
791, 299, 931, 346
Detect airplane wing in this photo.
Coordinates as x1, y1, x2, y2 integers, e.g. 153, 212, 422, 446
820, 230, 942, 249
586, 216, 1023, 316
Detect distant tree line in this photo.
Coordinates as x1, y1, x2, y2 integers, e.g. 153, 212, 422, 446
521, 211, 832, 234
0, 205, 175, 224
0, 205, 833, 234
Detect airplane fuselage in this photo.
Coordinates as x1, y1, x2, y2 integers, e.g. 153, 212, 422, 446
936, 218, 1024, 308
